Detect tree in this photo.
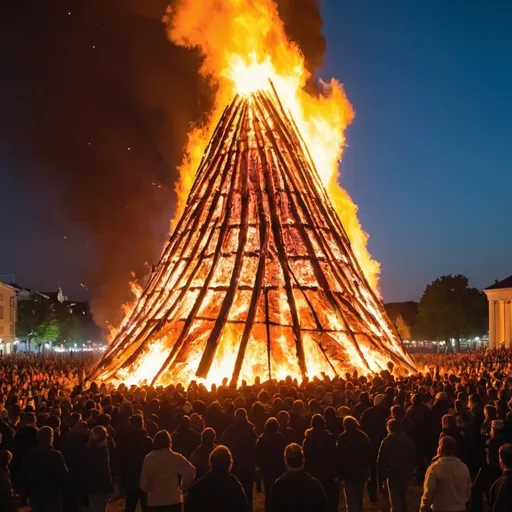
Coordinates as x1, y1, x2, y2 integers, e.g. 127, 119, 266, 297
17, 294, 61, 350
415, 274, 488, 351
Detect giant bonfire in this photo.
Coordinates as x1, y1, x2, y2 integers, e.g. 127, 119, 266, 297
90, 0, 415, 386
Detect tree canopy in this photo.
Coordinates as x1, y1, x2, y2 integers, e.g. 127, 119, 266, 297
415, 274, 487, 346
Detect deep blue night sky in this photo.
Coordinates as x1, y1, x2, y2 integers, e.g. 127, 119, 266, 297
1, 0, 511, 310
322, 0, 512, 300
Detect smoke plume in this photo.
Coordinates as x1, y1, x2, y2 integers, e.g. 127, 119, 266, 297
0, 0, 327, 328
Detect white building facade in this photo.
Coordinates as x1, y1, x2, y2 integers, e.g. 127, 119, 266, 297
485, 275, 512, 349
0, 282, 16, 354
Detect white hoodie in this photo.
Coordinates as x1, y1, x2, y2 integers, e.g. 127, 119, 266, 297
140, 448, 196, 507
420, 455, 471, 512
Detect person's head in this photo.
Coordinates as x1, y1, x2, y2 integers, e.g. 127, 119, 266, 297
498, 443, 512, 472
0, 450, 12, 468
37, 426, 53, 448
386, 418, 399, 435
209, 445, 233, 472
47, 415, 61, 430
374, 394, 386, 408
25, 412, 36, 427
97, 413, 111, 427
152, 430, 171, 451
277, 410, 290, 429
234, 408, 248, 422
179, 415, 190, 430
311, 413, 325, 430
491, 420, 505, 438
442, 414, 457, 430
412, 394, 423, 406
454, 399, 465, 415
359, 391, 370, 405
284, 443, 304, 471
129, 413, 144, 430
264, 417, 279, 436
342, 416, 359, 433
438, 436, 457, 457
390, 405, 405, 422
201, 427, 216, 448
92, 425, 108, 443
485, 405, 497, 421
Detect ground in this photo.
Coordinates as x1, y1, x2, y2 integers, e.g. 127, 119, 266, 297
99, 482, 423, 511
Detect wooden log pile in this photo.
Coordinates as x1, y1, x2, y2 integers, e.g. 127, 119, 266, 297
89, 85, 416, 386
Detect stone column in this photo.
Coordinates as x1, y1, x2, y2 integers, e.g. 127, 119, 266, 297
505, 301, 512, 348
489, 299, 496, 349
499, 300, 506, 346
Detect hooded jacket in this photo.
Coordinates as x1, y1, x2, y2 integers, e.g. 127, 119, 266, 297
140, 448, 195, 506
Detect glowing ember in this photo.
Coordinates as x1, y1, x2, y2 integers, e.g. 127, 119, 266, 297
89, 0, 416, 387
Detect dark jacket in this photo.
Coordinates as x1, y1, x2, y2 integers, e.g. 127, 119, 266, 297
490, 469, 512, 512
85, 441, 114, 494
184, 470, 247, 512
336, 429, 374, 481
377, 430, 416, 481
268, 470, 328, 512
61, 430, 88, 489
221, 420, 257, 475
0, 467, 16, 512
10, 425, 38, 489
289, 414, 309, 442
360, 406, 388, 450
117, 428, 152, 490
278, 426, 299, 444
190, 444, 217, 480
171, 426, 201, 460
255, 431, 287, 484
23, 446, 68, 507
302, 428, 336, 482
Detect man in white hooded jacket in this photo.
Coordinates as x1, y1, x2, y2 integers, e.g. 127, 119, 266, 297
420, 436, 471, 512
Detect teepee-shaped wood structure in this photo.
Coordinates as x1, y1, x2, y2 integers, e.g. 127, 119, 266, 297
91, 85, 415, 386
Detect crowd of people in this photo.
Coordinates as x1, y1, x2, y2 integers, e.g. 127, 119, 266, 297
0, 349, 512, 511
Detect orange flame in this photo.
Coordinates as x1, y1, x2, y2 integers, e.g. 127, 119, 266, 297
164, 0, 379, 289
95, 0, 410, 388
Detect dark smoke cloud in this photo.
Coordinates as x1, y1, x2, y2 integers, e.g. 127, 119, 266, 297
0, 0, 326, 329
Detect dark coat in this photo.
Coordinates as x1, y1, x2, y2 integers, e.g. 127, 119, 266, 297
23, 446, 68, 507
190, 444, 217, 480
85, 441, 114, 494
302, 428, 336, 482
10, 425, 37, 489
267, 470, 328, 512
377, 431, 416, 481
490, 469, 512, 512
336, 429, 374, 481
171, 426, 201, 460
221, 420, 257, 475
61, 430, 88, 489
360, 406, 388, 450
184, 470, 247, 512
117, 428, 152, 490
289, 414, 309, 442
406, 402, 433, 453
278, 426, 299, 444
255, 431, 287, 484
0, 467, 16, 512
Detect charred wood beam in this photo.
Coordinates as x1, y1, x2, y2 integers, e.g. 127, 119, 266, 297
149, 102, 250, 386
196, 108, 252, 378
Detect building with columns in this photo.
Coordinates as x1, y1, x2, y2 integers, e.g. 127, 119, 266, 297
485, 275, 512, 349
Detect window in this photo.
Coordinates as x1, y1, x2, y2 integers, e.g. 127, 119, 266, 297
10, 297, 14, 307
0, 293, 3, 302
0, 305, 3, 320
